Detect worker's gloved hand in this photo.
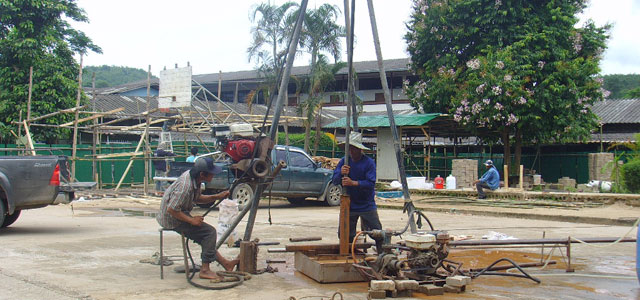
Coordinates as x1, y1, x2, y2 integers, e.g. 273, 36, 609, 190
341, 165, 350, 176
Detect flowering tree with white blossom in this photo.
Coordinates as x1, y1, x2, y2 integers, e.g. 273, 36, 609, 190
404, 0, 609, 170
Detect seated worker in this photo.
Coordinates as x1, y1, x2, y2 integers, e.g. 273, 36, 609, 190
474, 159, 500, 199
332, 132, 383, 253
186, 147, 198, 163
156, 157, 238, 280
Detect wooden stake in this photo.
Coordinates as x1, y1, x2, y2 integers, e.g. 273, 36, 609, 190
519, 164, 524, 190
504, 164, 509, 190
27, 66, 33, 122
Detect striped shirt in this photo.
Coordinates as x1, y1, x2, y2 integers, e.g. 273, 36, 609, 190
156, 171, 201, 229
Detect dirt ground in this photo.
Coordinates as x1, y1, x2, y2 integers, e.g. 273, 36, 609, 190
0, 196, 638, 300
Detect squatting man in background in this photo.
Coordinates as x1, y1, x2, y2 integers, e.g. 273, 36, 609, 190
474, 159, 500, 199
332, 132, 383, 252
157, 157, 238, 280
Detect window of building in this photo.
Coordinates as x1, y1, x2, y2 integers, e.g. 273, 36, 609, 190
359, 77, 382, 90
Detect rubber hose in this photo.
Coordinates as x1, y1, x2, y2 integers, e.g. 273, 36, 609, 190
185, 238, 244, 290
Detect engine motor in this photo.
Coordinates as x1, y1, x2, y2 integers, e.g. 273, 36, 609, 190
404, 231, 450, 275
212, 123, 256, 162
225, 139, 255, 162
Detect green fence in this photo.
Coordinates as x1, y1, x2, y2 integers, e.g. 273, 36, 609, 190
0, 142, 216, 187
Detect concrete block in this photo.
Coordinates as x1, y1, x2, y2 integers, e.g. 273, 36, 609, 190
370, 280, 395, 291
444, 284, 465, 293
395, 290, 412, 298
368, 289, 386, 299
446, 275, 470, 287
416, 284, 444, 296
394, 280, 419, 291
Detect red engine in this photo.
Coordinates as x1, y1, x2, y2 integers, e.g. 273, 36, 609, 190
224, 139, 256, 162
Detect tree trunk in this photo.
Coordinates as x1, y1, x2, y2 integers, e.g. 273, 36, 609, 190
501, 128, 511, 179
313, 104, 322, 156
304, 120, 311, 153
514, 127, 522, 175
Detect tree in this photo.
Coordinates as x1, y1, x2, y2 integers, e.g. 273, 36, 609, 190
602, 74, 640, 99
404, 0, 609, 172
297, 56, 345, 154
298, 3, 345, 153
622, 87, 640, 99
0, 0, 101, 143
247, 1, 298, 103
82, 65, 152, 88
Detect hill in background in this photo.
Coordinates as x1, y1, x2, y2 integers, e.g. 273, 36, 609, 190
82, 65, 155, 88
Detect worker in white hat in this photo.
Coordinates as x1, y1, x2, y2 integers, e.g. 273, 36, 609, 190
331, 132, 383, 252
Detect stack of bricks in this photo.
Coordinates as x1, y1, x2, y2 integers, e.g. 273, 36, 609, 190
452, 159, 478, 189
558, 177, 577, 190
588, 153, 614, 181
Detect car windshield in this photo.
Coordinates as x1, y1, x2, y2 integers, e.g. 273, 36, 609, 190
289, 151, 314, 168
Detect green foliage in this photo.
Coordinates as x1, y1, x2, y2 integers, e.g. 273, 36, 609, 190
404, 0, 609, 146
602, 74, 640, 99
621, 159, 640, 193
82, 65, 152, 88
0, 0, 101, 143
622, 87, 640, 99
277, 131, 335, 149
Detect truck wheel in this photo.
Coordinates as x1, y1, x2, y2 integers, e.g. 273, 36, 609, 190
324, 184, 342, 206
233, 183, 253, 208
2, 210, 20, 228
0, 201, 6, 228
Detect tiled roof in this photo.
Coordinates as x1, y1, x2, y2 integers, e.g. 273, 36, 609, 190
592, 98, 640, 124
192, 58, 411, 84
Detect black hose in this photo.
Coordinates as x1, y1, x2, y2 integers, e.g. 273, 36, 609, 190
395, 209, 435, 236
184, 238, 245, 290
470, 257, 541, 284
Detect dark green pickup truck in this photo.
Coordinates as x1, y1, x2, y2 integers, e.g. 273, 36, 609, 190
159, 145, 342, 206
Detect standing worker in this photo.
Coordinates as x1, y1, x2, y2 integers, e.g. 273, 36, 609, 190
153, 142, 176, 195
186, 147, 198, 163
157, 157, 238, 280
332, 132, 383, 253
474, 160, 500, 199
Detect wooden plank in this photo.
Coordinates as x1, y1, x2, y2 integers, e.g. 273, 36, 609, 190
239, 241, 258, 274
95, 151, 144, 159
60, 107, 125, 127
339, 194, 351, 255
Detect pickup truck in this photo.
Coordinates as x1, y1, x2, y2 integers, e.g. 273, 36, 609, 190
0, 156, 93, 228
160, 145, 342, 207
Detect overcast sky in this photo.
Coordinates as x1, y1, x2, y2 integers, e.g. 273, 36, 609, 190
71, 0, 640, 76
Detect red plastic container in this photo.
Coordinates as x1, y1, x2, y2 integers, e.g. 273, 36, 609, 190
434, 176, 445, 189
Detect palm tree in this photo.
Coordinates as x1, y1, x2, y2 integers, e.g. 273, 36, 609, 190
298, 55, 346, 154
297, 4, 345, 153
247, 1, 298, 100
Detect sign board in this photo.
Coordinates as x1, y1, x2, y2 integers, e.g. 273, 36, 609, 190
158, 66, 192, 109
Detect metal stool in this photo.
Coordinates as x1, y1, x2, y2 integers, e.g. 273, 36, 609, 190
159, 228, 188, 279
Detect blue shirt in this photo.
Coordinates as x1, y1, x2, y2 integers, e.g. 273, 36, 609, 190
186, 156, 196, 163
332, 155, 376, 212
480, 166, 500, 190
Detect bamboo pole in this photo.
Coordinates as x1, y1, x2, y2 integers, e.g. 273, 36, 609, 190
115, 127, 148, 191
71, 54, 83, 182
60, 107, 124, 127
22, 121, 36, 156
91, 72, 99, 186
144, 65, 152, 195
367, 0, 416, 233
27, 66, 33, 122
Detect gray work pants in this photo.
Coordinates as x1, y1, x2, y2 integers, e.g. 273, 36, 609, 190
476, 182, 491, 198
173, 222, 217, 264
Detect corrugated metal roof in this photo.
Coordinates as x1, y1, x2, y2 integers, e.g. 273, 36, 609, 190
324, 113, 440, 128
592, 98, 640, 124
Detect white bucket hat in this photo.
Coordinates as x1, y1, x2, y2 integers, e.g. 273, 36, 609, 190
340, 132, 370, 150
